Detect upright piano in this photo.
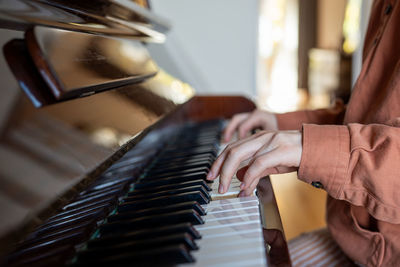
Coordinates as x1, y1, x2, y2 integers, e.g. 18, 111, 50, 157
0, 1, 291, 266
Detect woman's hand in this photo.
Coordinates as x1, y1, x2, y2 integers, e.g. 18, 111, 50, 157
223, 109, 278, 142
207, 130, 302, 196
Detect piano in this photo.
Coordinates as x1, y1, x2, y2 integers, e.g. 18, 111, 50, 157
0, 1, 291, 266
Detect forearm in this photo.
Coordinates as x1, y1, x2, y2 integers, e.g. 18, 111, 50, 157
276, 100, 346, 130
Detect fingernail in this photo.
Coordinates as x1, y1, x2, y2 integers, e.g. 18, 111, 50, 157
218, 184, 224, 194
207, 171, 213, 179
240, 183, 245, 190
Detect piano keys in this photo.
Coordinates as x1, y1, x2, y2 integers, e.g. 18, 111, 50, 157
3, 119, 268, 266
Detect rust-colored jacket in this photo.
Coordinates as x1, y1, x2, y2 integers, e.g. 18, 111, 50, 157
276, 1, 400, 266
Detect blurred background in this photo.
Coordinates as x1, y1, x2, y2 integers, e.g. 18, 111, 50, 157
149, 0, 373, 240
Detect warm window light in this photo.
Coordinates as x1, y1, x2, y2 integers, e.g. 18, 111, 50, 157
342, 0, 362, 54
257, 0, 298, 113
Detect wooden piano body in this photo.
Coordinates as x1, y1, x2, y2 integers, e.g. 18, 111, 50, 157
0, 1, 291, 266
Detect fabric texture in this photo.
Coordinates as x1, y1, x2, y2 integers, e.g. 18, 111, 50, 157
288, 228, 357, 267
276, 0, 400, 266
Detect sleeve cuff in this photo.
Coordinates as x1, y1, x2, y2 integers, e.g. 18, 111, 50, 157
298, 124, 350, 198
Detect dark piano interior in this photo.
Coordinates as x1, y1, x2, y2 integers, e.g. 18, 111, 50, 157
0, 1, 291, 266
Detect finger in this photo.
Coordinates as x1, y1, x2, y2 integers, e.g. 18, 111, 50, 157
239, 176, 260, 197
240, 148, 283, 190
242, 154, 298, 190
223, 113, 249, 142
238, 114, 263, 139
207, 131, 266, 181
206, 146, 228, 180
218, 134, 268, 193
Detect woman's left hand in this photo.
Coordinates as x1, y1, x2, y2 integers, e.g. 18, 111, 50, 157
206, 130, 303, 196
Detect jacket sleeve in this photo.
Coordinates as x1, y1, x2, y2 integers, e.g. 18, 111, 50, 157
275, 100, 346, 130
299, 120, 400, 224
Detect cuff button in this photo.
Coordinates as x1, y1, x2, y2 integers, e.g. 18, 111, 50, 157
311, 181, 324, 189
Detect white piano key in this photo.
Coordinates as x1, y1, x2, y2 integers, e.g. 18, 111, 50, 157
203, 196, 258, 209
203, 207, 259, 221
195, 236, 263, 250
196, 231, 264, 246
210, 179, 242, 199
189, 247, 266, 267
199, 228, 262, 240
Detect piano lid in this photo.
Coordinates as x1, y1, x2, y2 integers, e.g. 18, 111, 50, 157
0, 0, 169, 41
25, 26, 159, 100
1, 1, 174, 106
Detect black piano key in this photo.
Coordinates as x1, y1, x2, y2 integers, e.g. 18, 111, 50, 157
76, 187, 124, 202
91, 223, 200, 247
100, 209, 204, 235
145, 161, 212, 176
59, 199, 112, 217
88, 176, 133, 191
143, 166, 211, 180
35, 215, 98, 237
76, 186, 123, 201
78, 233, 197, 262
62, 194, 117, 211
40, 208, 107, 229
156, 150, 216, 162
74, 244, 194, 265
78, 182, 126, 197
162, 144, 218, 155
130, 179, 211, 195
35, 214, 101, 237
17, 227, 89, 251
89, 177, 132, 189
72, 188, 120, 201
156, 152, 214, 163
47, 202, 110, 223
15, 229, 86, 253
134, 171, 209, 189
122, 190, 210, 208
164, 142, 218, 152
6, 232, 79, 263
156, 148, 216, 159
26, 220, 95, 242
125, 185, 210, 203
154, 155, 214, 170
114, 201, 206, 221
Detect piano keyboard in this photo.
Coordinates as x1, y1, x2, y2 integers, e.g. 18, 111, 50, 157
5, 120, 267, 266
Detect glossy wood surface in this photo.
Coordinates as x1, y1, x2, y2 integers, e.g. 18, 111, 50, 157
3, 39, 57, 108
0, 0, 168, 40
25, 27, 158, 100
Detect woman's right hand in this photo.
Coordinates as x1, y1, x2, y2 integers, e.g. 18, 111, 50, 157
223, 109, 278, 142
